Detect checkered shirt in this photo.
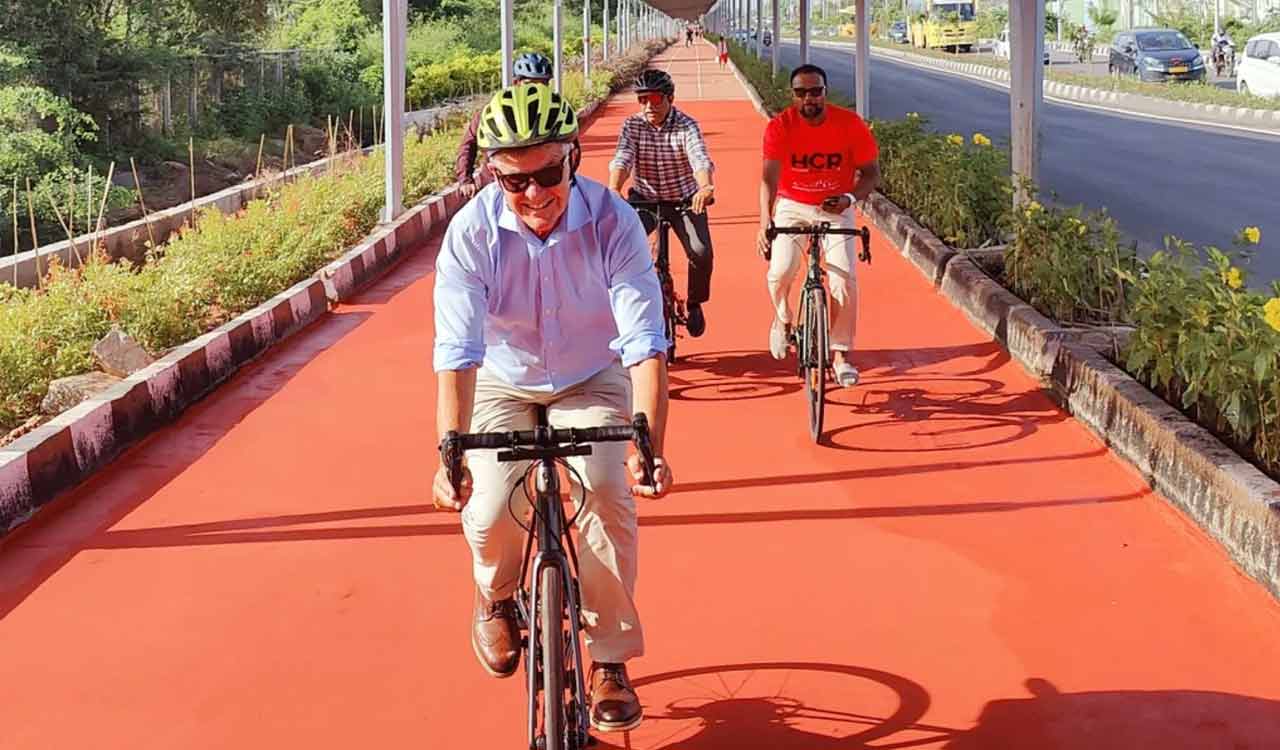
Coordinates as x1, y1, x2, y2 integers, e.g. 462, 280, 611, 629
608, 107, 713, 202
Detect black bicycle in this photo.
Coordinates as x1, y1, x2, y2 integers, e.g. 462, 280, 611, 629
628, 196, 713, 364
765, 221, 871, 441
441, 410, 657, 750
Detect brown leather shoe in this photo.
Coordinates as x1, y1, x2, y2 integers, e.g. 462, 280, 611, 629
471, 589, 520, 678
589, 662, 643, 732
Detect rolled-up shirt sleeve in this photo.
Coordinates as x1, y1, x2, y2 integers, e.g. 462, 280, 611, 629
684, 118, 713, 174
604, 208, 667, 366
433, 220, 489, 372
608, 119, 637, 174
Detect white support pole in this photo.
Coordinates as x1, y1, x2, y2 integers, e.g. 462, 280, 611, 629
1009, 0, 1045, 206
554, 0, 564, 94
584, 0, 591, 80
501, 0, 515, 86
772, 0, 781, 75
756, 0, 765, 57
746, 0, 754, 54
855, 0, 868, 117
381, 0, 406, 222
799, 0, 810, 63
603, 0, 610, 61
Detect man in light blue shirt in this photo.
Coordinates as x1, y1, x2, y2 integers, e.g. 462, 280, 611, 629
431, 83, 672, 734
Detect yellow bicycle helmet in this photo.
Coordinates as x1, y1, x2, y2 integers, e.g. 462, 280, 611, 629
477, 83, 578, 151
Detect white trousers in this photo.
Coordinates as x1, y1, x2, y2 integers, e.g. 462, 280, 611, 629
462, 363, 643, 663
766, 197, 860, 352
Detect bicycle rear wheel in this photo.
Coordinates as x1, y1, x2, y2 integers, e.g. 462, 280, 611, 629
539, 566, 566, 749
803, 287, 829, 442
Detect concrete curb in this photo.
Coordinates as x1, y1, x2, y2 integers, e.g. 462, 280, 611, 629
814, 40, 1280, 134
863, 194, 1280, 600
0, 183, 464, 535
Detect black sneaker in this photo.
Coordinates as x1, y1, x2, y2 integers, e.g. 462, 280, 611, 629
686, 304, 706, 338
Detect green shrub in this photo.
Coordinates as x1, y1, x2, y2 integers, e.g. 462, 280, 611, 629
0, 125, 461, 430
872, 116, 1009, 248
1001, 186, 1137, 324
1122, 229, 1280, 476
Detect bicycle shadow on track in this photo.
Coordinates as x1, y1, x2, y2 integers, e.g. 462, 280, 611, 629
591, 661, 959, 750
819, 375, 1067, 453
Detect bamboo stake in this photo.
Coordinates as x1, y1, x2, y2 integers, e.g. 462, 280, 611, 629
347, 109, 354, 153
25, 179, 41, 288
11, 178, 19, 286
359, 107, 364, 149
188, 138, 196, 226
255, 133, 266, 180
130, 158, 156, 250
67, 173, 77, 263
93, 162, 115, 257
45, 185, 82, 266
86, 165, 94, 250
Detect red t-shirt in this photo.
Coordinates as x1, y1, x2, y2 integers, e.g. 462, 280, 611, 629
762, 104, 878, 206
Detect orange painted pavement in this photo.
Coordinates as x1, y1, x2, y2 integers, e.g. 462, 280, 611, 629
2, 42, 1280, 749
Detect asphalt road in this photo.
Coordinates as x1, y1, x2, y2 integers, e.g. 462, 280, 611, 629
766, 41, 1280, 284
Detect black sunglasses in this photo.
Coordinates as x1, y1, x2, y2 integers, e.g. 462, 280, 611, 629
792, 85, 826, 98
491, 155, 568, 193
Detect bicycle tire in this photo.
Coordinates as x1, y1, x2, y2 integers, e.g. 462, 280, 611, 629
804, 287, 828, 442
540, 566, 566, 750
665, 305, 678, 364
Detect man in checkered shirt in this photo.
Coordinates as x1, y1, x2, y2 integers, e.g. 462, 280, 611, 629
608, 68, 716, 338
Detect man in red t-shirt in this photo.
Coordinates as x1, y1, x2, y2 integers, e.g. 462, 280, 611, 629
758, 64, 880, 387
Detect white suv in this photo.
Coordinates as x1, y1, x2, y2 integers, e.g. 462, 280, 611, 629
1236, 32, 1280, 98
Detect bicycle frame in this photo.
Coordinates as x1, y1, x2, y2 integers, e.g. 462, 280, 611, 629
628, 198, 709, 362
441, 413, 655, 750
517, 448, 592, 750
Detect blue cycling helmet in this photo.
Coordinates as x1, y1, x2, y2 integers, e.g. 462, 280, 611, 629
513, 52, 554, 82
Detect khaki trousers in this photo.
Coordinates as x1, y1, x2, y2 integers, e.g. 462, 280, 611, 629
766, 197, 860, 352
462, 363, 643, 663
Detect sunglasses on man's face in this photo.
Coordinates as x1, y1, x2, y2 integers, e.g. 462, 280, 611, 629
491, 156, 568, 193
792, 86, 826, 99
636, 92, 667, 106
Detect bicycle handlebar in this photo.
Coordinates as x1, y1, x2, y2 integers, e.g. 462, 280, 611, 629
764, 222, 872, 264
440, 414, 657, 493
627, 195, 716, 214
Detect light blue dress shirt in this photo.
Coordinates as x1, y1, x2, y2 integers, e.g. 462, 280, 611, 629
433, 175, 668, 392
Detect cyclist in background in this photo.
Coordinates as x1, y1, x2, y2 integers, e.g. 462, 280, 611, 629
455, 52, 554, 199
757, 64, 880, 387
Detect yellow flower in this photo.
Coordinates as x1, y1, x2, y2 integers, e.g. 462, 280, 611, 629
907, 111, 919, 119
1028, 201, 1042, 213
972, 132, 991, 146
1265, 298, 1280, 333
1192, 304, 1211, 328
946, 133, 964, 145
1242, 226, 1261, 245
1221, 267, 1244, 289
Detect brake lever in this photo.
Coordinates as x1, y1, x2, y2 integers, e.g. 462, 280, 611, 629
440, 431, 464, 496
859, 227, 872, 264
631, 413, 657, 489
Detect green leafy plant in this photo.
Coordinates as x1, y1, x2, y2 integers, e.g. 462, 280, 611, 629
871, 116, 1008, 248
1001, 184, 1137, 324
1122, 229, 1280, 476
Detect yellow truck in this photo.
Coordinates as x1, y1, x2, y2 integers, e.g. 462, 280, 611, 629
909, 0, 978, 52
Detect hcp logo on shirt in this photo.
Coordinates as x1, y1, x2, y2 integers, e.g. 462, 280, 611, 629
790, 152, 844, 170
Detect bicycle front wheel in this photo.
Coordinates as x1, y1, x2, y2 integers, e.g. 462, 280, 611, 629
803, 287, 829, 442
539, 566, 566, 749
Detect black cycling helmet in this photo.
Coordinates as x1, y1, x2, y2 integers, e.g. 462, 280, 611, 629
634, 68, 675, 97
513, 52, 554, 81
